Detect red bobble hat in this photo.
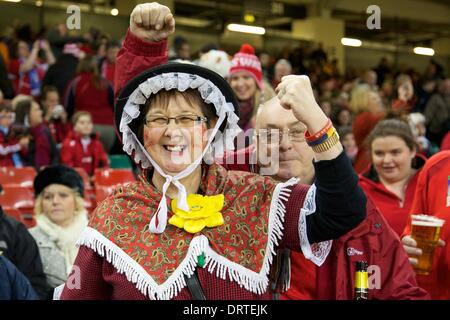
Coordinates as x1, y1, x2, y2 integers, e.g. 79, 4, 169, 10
229, 44, 263, 89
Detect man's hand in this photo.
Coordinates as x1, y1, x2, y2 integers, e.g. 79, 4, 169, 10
275, 75, 328, 134
130, 3, 175, 42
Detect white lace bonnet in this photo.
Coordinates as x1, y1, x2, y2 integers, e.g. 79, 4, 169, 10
115, 63, 242, 234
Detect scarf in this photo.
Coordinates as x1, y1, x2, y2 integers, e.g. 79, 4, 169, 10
36, 212, 89, 275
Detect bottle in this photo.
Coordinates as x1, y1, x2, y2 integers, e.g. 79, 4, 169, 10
354, 261, 369, 300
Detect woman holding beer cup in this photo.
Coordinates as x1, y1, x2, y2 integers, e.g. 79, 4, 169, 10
359, 119, 426, 236
402, 151, 450, 299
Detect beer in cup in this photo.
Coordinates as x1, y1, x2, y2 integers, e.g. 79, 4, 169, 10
410, 215, 445, 275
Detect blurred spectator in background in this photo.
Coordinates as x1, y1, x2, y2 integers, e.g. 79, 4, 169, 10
0, 104, 28, 166
99, 40, 120, 85
338, 125, 358, 163
41, 85, 71, 146
197, 49, 231, 78
424, 78, 450, 146
14, 99, 58, 169
350, 84, 386, 173
359, 119, 425, 236
64, 55, 115, 153
30, 165, 88, 290
310, 42, 327, 65
0, 53, 14, 99
374, 57, 391, 87
229, 44, 275, 148
361, 69, 378, 90
42, 43, 83, 99
333, 107, 352, 131
9, 40, 55, 97
408, 113, 432, 157
60, 111, 109, 176
259, 51, 273, 82
271, 59, 292, 89
392, 74, 415, 115
0, 206, 50, 299
169, 35, 190, 61
47, 23, 84, 59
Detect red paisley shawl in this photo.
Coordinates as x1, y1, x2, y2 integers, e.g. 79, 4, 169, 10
85, 163, 287, 287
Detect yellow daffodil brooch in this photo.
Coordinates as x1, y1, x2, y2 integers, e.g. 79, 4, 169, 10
168, 194, 225, 234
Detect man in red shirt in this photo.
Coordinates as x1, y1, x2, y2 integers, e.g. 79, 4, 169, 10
402, 151, 450, 299
221, 97, 428, 299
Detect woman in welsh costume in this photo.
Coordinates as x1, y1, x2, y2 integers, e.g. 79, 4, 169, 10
59, 3, 366, 300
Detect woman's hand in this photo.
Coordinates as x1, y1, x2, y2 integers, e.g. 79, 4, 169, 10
130, 2, 175, 42
275, 75, 328, 134
402, 235, 446, 266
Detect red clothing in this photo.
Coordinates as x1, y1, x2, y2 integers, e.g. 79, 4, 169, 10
100, 59, 116, 85
27, 123, 57, 169
352, 112, 384, 173
60, 132, 109, 176
223, 146, 428, 300
60, 168, 311, 300
8, 58, 46, 96
403, 151, 450, 299
392, 98, 415, 114
441, 131, 450, 151
0, 129, 22, 166
316, 199, 428, 300
358, 155, 426, 236
64, 72, 114, 125
46, 119, 72, 145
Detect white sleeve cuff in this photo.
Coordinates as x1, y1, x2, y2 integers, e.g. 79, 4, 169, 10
298, 184, 332, 267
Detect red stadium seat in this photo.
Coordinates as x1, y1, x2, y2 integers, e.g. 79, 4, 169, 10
74, 167, 93, 190
3, 207, 24, 223
0, 186, 34, 209
95, 186, 114, 204
94, 169, 136, 187
0, 167, 37, 189
0, 186, 35, 228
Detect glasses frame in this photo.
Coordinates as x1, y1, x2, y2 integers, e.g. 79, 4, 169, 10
145, 114, 208, 128
255, 127, 307, 145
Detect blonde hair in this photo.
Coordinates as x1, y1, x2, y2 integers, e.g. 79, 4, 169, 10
34, 186, 85, 217
350, 84, 377, 114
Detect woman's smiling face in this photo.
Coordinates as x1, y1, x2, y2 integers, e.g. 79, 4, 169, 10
143, 90, 214, 176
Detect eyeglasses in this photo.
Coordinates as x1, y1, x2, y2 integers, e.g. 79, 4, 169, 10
255, 127, 306, 145
145, 114, 208, 128
0, 113, 15, 121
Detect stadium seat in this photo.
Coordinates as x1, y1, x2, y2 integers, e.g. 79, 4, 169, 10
95, 185, 114, 204
0, 186, 34, 209
74, 167, 93, 190
0, 167, 37, 189
2, 207, 24, 223
94, 168, 136, 187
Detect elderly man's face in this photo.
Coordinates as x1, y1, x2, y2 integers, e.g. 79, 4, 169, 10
255, 98, 314, 183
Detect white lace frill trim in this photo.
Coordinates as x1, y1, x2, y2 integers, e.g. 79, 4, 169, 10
298, 184, 332, 266
70, 178, 298, 300
119, 72, 242, 169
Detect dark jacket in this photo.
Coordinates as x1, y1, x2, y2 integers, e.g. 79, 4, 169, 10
0, 207, 50, 299
42, 54, 79, 99
26, 123, 59, 170
0, 255, 39, 300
